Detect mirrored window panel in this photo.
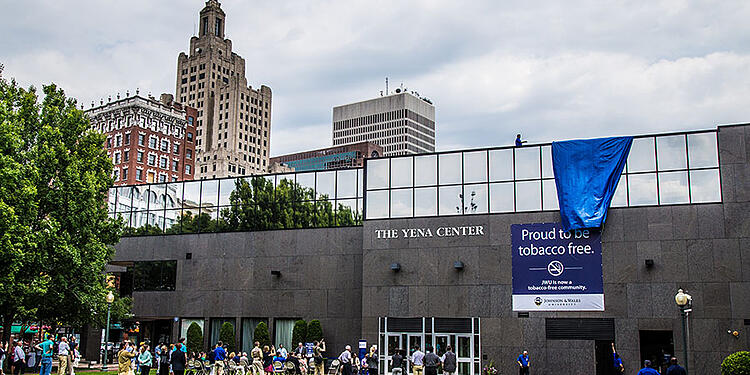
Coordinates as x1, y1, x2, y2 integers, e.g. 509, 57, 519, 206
414, 187, 437, 217
296, 172, 316, 196
463, 184, 488, 214
463, 151, 488, 184
183, 181, 201, 208
390, 188, 413, 218
514, 147, 541, 180
439, 153, 462, 185
542, 179, 559, 210
627, 137, 656, 173
489, 182, 514, 213
611, 175, 628, 207
357, 169, 364, 197
219, 178, 237, 206
367, 158, 390, 189
131, 186, 149, 211
147, 184, 166, 211
515, 180, 541, 211
335, 199, 359, 225
438, 185, 463, 215
165, 183, 183, 209
489, 149, 513, 182
117, 186, 134, 212
337, 169, 358, 199
658, 171, 689, 204
414, 155, 437, 187
628, 173, 657, 206
688, 132, 718, 168
689, 169, 721, 203
657, 135, 687, 171
391, 156, 414, 188
108, 189, 117, 212
116, 212, 132, 228
366, 190, 389, 219
316, 171, 336, 199
541, 146, 554, 179
200, 179, 219, 207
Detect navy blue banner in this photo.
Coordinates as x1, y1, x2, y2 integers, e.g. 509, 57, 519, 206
511, 222, 604, 311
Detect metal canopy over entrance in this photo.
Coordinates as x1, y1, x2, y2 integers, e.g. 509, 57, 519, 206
378, 317, 480, 375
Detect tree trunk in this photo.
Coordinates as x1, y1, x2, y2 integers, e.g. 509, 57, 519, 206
1, 312, 15, 373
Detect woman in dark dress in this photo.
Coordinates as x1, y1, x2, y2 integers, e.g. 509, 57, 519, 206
170, 344, 187, 375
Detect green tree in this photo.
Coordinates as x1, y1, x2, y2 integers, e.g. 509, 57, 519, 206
186, 322, 204, 353
0, 75, 120, 343
254, 321, 270, 347
722, 351, 750, 375
307, 320, 323, 342
219, 322, 235, 352
292, 320, 307, 346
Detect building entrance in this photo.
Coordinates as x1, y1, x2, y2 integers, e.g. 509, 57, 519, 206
639, 330, 674, 374
379, 317, 480, 375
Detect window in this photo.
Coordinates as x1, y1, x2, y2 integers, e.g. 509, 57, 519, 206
131, 261, 177, 291
122, 168, 128, 181
172, 160, 179, 172
188, 116, 194, 126
114, 152, 121, 164
138, 134, 145, 146
137, 151, 144, 163
123, 150, 129, 162
173, 144, 180, 154
149, 136, 158, 149
186, 149, 192, 159
158, 174, 167, 183
187, 132, 194, 142
215, 18, 222, 36
136, 169, 143, 181
113, 169, 119, 181
160, 156, 168, 169
106, 137, 111, 148
115, 134, 122, 147
185, 164, 192, 174
124, 133, 130, 145
161, 140, 169, 152
147, 154, 156, 166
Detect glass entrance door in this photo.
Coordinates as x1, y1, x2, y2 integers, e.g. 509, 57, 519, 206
456, 335, 472, 375
386, 334, 403, 374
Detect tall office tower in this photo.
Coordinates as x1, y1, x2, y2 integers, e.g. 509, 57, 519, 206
176, 0, 272, 178
332, 91, 435, 156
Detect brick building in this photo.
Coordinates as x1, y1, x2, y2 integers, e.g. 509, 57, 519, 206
269, 141, 383, 172
87, 93, 197, 185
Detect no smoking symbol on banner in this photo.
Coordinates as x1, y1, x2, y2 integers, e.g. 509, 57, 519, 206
547, 260, 564, 276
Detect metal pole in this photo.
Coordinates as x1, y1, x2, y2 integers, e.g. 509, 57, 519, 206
681, 308, 689, 375
102, 303, 112, 371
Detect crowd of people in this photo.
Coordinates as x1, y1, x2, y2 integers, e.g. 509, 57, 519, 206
0, 335, 81, 375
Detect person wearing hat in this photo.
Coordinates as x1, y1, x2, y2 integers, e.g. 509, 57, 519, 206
637, 360, 660, 375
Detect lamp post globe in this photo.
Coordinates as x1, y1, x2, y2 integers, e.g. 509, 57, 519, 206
675, 288, 692, 375
106, 291, 115, 304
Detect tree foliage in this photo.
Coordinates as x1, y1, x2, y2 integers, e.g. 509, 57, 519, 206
187, 322, 204, 353
0, 76, 121, 343
722, 351, 750, 375
254, 321, 270, 347
219, 322, 235, 352
306, 320, 323, 342
123, 177, 361, 236
292, 320, 307, 346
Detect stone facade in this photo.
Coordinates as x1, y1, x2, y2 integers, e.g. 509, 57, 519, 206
110, 124, 750, 375
176, 0, 272, 178
88, 93, 197, 185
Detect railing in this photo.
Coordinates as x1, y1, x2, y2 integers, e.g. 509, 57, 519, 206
363, 130, 721, 219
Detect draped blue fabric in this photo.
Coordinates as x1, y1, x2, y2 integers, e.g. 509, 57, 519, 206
552, 136, 633, 231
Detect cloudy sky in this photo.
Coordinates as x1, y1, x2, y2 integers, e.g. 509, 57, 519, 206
2, 0, 750, 155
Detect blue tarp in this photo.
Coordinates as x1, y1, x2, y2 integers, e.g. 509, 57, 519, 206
552, 136, 633, 231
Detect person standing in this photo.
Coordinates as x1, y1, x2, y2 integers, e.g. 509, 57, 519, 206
214, 342, 227, 375
440, 346, 456, 375
251, 342, 264, 375
515, 134, 527, 147
69, 343, 80, 375
410, 346, 424, 375
157, 346, 170, 375
312, 341, 325, 375
35, 336, 54, 375
11, 341, 25, 375
277, 345, 288, 360
610, 343, 623, 373
516, 351, 529, 375
365, 346, 377, 375
665, 357, 686, 375
637, 360, 659, 375
0, 342, 6, 375
118, 342, 136, 375
390, 350, 404, 375
57, 338, 70, 375
138, 345, 153, 375
170, 344, 186, 375
294, 344, 305, 358
422, 346, 439, 375
338, 346, 353, 375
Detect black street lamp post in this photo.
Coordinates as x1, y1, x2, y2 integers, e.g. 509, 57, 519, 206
102, 291, 115, 371
674, 288, 692, 374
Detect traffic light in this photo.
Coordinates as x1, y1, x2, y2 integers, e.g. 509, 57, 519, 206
106, 274, 116, 288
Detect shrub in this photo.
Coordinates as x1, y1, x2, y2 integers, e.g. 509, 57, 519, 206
219, 322, 235, 352
722, 351, 750, 375
307, 320, 323, 342
186, 322, 203, 353
255, 321, 271, 347
292, 320, 307, 346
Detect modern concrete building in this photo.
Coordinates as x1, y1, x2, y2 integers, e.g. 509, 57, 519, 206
333, 92, 435, 156
270, 142, 383, 172
100, 124, 749, 375
88, 93, 197, 186
176, 0, 272, 178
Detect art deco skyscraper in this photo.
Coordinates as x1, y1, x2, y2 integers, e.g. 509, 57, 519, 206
176, 0, 272, 178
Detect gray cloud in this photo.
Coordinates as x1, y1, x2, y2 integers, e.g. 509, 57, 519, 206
2, 0, 749, 155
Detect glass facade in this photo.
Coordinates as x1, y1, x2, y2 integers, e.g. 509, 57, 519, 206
112, 129, 721, 234
364, 130, 721, 219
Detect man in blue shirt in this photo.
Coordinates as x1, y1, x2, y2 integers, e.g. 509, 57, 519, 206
516, 350, 529, 375
665, 357, 686, 375
214, 341, 227, 375
515, 134, 527, 147
35, 336, 55, 375
637, 360, 660, 375
611, 343, 624, 373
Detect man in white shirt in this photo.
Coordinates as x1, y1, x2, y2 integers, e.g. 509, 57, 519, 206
277, 344, 288, 360
338, 346, 353, 375
57, 337, 70, 375
410, 346, 425, 375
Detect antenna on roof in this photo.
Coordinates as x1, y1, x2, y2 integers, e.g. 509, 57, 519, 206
385, 77, 389, 96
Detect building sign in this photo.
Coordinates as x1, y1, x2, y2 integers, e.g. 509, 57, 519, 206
511, 222, 604, 311
374, 225, 484, 239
